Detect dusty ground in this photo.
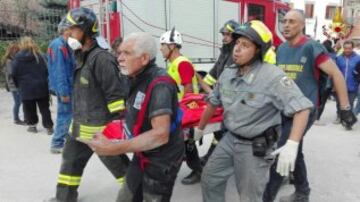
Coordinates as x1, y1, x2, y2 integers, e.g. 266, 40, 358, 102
0, 89, 359, 202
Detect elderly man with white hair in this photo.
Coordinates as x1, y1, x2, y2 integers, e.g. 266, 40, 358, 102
80, 32, 184, 202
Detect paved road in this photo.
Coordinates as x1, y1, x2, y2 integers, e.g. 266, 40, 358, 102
0, 90, 360, 202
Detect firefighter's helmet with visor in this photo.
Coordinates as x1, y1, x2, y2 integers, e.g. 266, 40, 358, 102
219, 19, 239, 34
233, 20, 273, 60
64, 7, 99, 37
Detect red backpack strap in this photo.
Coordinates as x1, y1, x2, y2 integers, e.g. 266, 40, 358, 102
132, 76, 176, 136
132, 75, 176, 170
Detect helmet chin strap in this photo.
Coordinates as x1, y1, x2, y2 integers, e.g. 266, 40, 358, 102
80, 36, 86, 46
164, 44, 175, 62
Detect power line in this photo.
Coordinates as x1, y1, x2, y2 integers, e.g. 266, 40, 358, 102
122, 13, 220, 48
119, 1, 221, 47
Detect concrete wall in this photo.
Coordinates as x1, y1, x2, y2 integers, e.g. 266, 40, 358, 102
343, 0, 360, 40
285, 0, 341, 41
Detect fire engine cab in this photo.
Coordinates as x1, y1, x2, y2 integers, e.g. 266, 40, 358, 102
68, 0, 290, 70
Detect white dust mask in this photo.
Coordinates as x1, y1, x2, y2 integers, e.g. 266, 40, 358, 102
67, 37, 82, 50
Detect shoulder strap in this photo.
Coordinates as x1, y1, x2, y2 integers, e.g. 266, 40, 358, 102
132, 76, 176, 136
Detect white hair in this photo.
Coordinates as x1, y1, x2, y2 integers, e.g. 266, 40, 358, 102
124, 32, 157, 60
290, 9, 306, 23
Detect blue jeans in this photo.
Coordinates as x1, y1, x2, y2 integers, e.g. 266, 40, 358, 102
263, 113, 316, 202
354, 89, 360, 115
51, 96, 72, 148
11, 91, 22, 121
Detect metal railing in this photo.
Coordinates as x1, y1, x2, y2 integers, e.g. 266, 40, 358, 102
0, 7, 67, 41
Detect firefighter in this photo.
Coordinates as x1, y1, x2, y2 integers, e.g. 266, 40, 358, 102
160, 28, 199, 99
194, 20, 314, 202
199, 19, 239, 166
202, 20, 239, 87
159, 28, 202, 185
263, 10, 357, 202
199, 20, 276, 166
45, 7, 129, 202
79, 32, 184, 202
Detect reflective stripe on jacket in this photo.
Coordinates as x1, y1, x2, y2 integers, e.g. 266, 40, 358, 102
71, 45, 126, 137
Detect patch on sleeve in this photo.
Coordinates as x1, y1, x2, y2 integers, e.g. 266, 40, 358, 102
80, 76, 89, 85
133, 91, 145, 110
280, 76, 294, 88
300, 56, 307, 64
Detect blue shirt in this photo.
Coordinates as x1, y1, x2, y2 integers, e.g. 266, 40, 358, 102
47, 36, 76, 97
276, 37, 327, 106
336, 52, 360, 92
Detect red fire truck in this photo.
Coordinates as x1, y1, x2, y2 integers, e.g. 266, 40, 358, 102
69, 0, 290, 70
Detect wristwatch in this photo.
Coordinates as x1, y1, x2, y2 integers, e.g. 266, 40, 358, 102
340, 105, 351, 110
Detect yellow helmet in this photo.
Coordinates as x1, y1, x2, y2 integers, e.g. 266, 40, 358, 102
233, 20, 273, 60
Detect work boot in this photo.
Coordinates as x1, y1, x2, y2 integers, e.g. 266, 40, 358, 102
27, 126, 38, 133
50, 147, 63, 154
181, 170, 201, 185
46, 127, 54, 135
279, 192, 309, 202
14, 119, 27, 126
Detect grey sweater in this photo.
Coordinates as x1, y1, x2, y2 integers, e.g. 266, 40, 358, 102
3, 58, 18, 92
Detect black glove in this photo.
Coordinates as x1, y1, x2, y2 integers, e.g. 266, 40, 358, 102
339, 109, 357, 129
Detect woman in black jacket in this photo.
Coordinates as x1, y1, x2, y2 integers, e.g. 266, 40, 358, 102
12, 37, 53, 134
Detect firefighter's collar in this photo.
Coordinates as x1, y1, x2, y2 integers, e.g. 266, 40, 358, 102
234, 61, 261, 85
130, 59, 157, 80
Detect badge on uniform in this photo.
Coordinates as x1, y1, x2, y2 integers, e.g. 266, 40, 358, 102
247, 92, 255, 100
300, 56, 307, 64
248, 73, 255, 83
80, 76, 89, 85
280, 76, 294, 88
134, 91, 145, 110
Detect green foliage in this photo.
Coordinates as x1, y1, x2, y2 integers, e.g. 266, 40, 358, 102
0, 39, 50, 88
0, 41, 10, 87
0, 41, 9, 62
37, 40, 51, 54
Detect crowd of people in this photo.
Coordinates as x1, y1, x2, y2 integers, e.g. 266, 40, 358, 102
2, 37, 54, 134
1, 6, 359, 202
314, 38, 360, 127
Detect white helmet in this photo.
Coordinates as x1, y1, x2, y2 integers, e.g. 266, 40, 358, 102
160, 28, 183, 46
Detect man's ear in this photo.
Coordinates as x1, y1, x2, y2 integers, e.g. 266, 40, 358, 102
141, 53, 151, 66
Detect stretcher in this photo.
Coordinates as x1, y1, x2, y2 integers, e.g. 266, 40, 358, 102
179, 93, 223, 140
102, 93, 224, 140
